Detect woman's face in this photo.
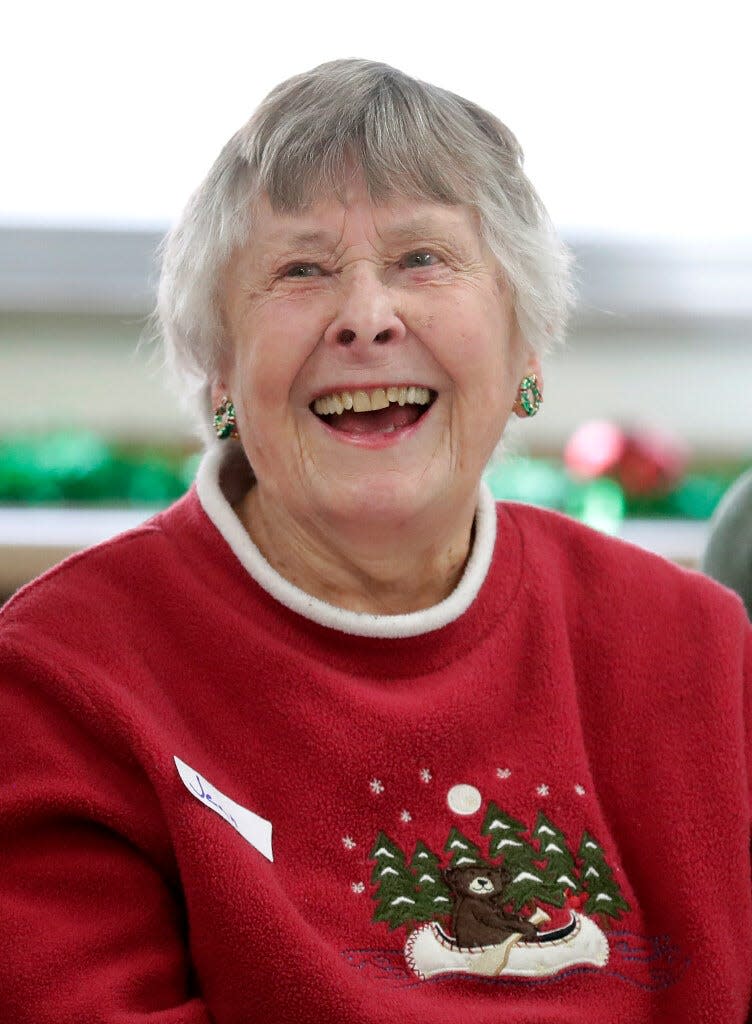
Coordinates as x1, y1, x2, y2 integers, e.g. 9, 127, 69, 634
218, 177, 537, 532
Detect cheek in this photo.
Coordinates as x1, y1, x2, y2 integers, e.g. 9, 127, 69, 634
444, 329, 515, 407
428, 292, 516, 389
228, 321, 314, 414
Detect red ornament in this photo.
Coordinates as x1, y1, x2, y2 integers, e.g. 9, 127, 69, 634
565, 421, 688, 497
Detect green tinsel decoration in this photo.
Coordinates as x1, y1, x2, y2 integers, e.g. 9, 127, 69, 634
0, 434, 742, 522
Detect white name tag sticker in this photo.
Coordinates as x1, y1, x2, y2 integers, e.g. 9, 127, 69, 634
174, 756, 274, 862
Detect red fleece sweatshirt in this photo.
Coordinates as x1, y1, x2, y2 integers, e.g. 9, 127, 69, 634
1, 476, 751, 1022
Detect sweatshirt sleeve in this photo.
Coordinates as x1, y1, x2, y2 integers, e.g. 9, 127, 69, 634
0, 641, 213, 1024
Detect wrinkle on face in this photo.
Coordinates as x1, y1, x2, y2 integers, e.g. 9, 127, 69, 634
242, 201, 489, 291
218, 177, 532, 522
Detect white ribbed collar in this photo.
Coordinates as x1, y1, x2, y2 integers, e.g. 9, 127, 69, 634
195, 444, 497, 638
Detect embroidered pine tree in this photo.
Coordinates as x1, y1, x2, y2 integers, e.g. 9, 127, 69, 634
369, 832, 419, 930
481, 801, 528, 860
531, 812, 582, 908
444, 827, 485, 868
577, 830, 630, 924
480, 801, 543, 912
409, 841, 451, 922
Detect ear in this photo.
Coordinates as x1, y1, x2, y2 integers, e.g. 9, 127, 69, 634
210, 380, 231, 409
443, 867, 458, 888
527, 355, 543, 393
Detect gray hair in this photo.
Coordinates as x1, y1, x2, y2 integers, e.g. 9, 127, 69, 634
156, 59, 574, 434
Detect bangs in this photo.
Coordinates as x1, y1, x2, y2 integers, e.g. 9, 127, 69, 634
245, 70, 489, 212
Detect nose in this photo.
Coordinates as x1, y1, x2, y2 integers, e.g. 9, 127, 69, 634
324, 267, 407, 349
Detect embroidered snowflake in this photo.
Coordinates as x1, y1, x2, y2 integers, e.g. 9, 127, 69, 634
342, 835, 356, 850
536, 783, 550, 797
400, 809, 412, 824
351, 881, 365, 894
369, 778, 384, 795
419, 768, 432, 784
574, 784, 586, 797
496, 767, 511, 779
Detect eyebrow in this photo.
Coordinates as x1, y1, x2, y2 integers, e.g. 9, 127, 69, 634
379, 216, 459, 243
269, 216, 461, 253
278, 230, 334, 249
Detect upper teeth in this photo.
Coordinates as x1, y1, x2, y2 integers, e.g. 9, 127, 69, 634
313, 386, 432, 416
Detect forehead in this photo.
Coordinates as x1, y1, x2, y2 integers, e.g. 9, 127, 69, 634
248, 183, 482, 254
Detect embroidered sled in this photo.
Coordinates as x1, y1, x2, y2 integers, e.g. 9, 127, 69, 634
404, 911, 609, 980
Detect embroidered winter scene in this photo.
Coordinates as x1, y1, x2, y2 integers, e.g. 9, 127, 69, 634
342, 785, 688, 991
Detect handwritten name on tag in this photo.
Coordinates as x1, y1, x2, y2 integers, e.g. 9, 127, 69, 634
174, 756, 274, 862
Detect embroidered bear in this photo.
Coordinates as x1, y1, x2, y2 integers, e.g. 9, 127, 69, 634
443, 865, 538, 948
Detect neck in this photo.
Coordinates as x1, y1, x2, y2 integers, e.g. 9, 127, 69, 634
235, 486, 477, 615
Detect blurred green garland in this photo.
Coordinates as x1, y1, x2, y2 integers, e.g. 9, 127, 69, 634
0, 434, 199, 506
484, 458, 737, 533
0, 433, 742, 531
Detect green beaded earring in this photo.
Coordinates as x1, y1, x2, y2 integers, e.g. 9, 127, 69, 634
517, 373, 543, 417
213, 396, 239, 440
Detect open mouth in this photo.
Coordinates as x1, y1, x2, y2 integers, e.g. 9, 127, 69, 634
310, 385, 437, 436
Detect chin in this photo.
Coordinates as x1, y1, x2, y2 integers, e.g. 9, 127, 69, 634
322, 470, 449, 527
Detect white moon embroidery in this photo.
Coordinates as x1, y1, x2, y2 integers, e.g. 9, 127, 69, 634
447, 784, 482, 816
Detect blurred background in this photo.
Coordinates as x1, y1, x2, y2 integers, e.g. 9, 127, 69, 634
2, 0, 750, 598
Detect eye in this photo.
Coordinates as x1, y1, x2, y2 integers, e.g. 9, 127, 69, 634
401, 250, 441, 269
284, 263, 324, 279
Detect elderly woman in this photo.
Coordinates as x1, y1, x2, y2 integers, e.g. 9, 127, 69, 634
1, 60, 750, 1024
